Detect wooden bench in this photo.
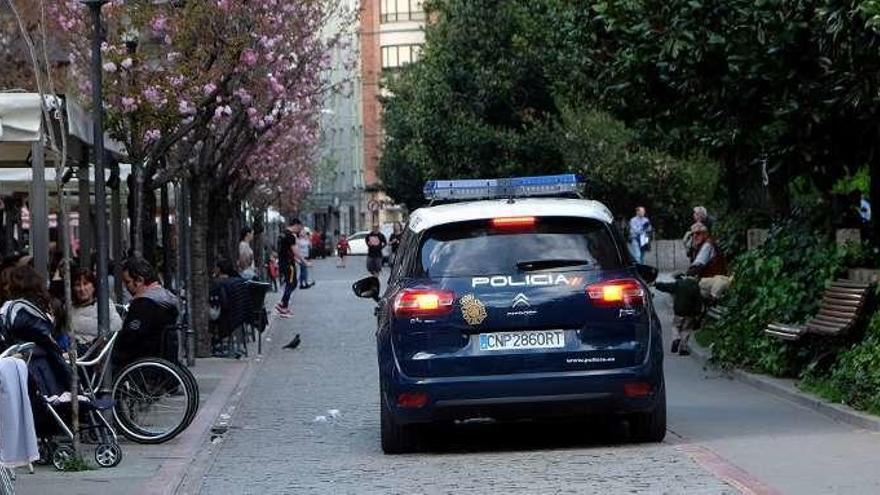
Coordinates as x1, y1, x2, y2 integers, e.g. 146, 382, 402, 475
764, 279, 874, 341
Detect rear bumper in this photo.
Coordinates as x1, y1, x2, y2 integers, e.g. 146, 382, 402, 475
383, 358, 663, 425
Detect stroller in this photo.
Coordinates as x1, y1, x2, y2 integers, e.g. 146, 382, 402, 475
0, 306, 122, 470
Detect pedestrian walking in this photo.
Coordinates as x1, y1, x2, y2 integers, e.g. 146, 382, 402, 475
336, 234, 349, 268
267, 252, 279, 292
238, 227, 256, 279
275, 218, 306, 319
298, 229, 314, 289
365, 224, 387, 276
627, 206, 652, 264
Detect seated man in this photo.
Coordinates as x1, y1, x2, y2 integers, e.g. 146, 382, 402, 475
115, 257, 179, 368
686, 223, 727, 278
686, 223, 731, 302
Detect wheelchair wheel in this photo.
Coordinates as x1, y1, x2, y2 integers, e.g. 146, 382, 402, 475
112, 358, 194, 444
174, 362, 200, 428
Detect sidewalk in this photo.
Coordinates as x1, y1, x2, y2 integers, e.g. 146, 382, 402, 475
652, 274, 880, 432
15, 354, 256, 495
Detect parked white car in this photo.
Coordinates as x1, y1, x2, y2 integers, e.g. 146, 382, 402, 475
347, 225, 397, 260
346, 231, 370, 256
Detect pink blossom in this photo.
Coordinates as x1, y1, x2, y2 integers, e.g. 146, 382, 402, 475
120, 57, 133, 69
169, 75, 185, 88
150, 15, 168, 34
234, 89, 253, 105
102, 62, 117, 73
144, 129, 161, 143
179, 100, 196, 115
217, 0, 231, 11
143, 87, 163, 106
203, 83, 217, 96
240, 49, 258, 67
121, 97, 138, 113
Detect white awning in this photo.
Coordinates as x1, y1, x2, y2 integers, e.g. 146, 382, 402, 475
66, 97, 126, 154
0, 93, 42, 142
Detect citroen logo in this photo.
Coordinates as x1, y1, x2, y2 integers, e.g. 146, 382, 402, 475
512, 293, 530, 308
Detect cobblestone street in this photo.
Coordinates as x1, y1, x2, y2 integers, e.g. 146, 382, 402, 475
194, 260, 880, 495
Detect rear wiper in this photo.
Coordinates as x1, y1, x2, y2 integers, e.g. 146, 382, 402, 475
516, 259, 592, 271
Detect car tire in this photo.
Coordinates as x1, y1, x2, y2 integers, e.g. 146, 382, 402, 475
380, 393, 421, 454
629, 381, 667, 443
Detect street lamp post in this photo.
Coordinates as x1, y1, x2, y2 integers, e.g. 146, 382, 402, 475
82, 0, 111, 338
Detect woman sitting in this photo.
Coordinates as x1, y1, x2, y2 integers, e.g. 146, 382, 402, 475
70, 269, 123, 349
0, 265, 71, 397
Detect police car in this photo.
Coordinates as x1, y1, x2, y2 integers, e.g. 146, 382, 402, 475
352, 175, 664, 454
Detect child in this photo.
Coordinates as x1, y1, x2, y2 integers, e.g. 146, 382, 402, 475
336, 234, 349, 268
267, 252, 280, 292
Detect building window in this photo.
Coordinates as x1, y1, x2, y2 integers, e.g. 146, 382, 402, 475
380, 0, 426, 23
381, 44, 422, 69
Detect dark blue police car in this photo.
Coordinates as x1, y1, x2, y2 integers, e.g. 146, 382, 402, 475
353, 175, 664, 454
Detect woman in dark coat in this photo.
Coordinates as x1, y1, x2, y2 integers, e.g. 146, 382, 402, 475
0, 265, 72, 396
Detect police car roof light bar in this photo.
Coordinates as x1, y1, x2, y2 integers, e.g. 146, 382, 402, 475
423, 174, 582, 202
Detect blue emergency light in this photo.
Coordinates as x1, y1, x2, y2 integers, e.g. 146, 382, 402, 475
423, 174, 582, 201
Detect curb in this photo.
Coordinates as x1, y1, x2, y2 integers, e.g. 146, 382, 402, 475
689, 342, 880, 432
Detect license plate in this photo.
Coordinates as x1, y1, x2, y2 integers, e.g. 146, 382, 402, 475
478, 330, 565, 351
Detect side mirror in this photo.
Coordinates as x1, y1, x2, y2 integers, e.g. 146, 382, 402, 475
353, 276, 381, 301
636, 264, 658, 284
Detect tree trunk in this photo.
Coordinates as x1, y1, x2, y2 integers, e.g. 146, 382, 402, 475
723, 147, 742, 212
160, 184, 174, 288
766, 161, 791, 217
253, 207, 266, 278
129, 163, 144, 257
143, 182, 158, 266
190, 177, 212, 357
870, 152, 880, 247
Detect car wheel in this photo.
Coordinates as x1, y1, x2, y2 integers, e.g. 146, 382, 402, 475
380, 393, 421, 454
629, 381, 667, 443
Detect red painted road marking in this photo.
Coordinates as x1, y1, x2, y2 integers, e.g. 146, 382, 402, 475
676, 443, 783, 495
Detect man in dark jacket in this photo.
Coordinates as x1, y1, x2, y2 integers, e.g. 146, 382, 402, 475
116, 257, 179, 368
655, 276, 702, 356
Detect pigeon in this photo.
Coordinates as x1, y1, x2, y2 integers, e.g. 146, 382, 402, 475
283, 334, 301, 350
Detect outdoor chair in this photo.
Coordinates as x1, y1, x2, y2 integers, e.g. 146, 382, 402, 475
764, 279, 874, 341
243, 280, 272, 355
210, 277, 251, 358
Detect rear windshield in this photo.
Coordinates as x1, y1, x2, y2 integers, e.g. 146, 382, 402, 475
419, 217, 623, 278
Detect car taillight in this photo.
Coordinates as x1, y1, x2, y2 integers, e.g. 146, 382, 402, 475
586, 279, 644, 308
393, 288, 455, 317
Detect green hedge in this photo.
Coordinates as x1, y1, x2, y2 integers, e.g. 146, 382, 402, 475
703, 217, 880, 414
705, 220, 862, 376
803, 313, 880, 416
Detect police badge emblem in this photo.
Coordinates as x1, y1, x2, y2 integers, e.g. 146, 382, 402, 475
460, 294, 487, 326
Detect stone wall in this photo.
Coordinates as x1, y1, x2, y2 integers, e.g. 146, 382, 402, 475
643, 239, 691, 272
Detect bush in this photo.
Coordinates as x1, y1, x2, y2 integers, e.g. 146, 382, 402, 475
706, 218, 860, 375
712, 210, 772, 261
803, 312, 880, 415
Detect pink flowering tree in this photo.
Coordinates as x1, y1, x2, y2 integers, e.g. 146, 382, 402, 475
52, 0, 354, 355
